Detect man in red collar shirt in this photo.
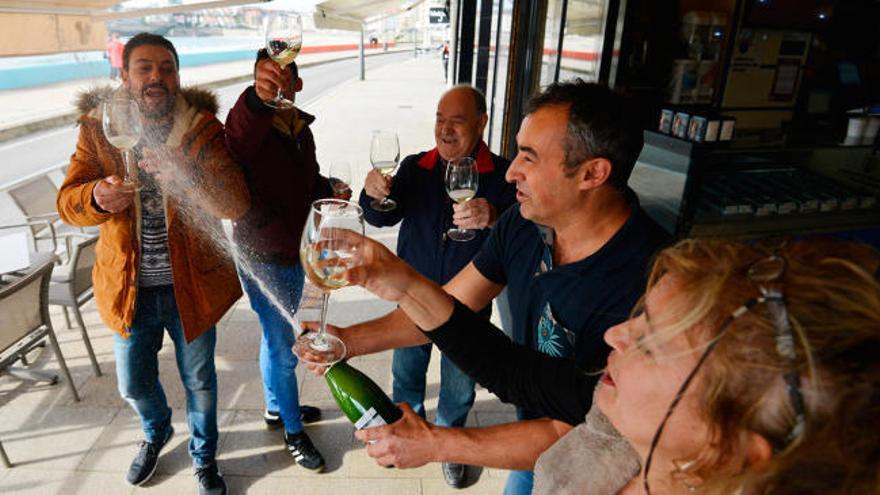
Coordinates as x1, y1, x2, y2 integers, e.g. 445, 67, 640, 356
358, 84, 516, 489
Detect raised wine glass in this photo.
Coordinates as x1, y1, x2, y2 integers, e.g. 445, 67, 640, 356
293, 199, 365, 366
329, 161, 352, 197
264, 12, 303, 109
369, 130, 400, 211
445, 156, 479, 241
102, 96, 143, 190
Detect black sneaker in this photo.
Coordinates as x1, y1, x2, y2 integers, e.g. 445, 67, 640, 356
125, 426, 174, 485
442, 463, 467, 489
284, 430, 326, 472
194, 462, 227, 495
264, 405, 322, 429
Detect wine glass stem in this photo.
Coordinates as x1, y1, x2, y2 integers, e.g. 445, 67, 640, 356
316, 291, 331, 347
122, 149, 136, 184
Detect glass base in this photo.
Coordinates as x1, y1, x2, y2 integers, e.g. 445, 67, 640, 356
293, 331, 346, 367
370, 197, 397, 212
265, 95, 295, 109
447, 227, 476, 242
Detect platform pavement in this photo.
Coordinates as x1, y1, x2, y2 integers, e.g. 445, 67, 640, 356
0, 54, 518, 494
0, 45, 413, 143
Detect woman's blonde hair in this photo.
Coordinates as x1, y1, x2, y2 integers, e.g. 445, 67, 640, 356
643, 238, 880, 494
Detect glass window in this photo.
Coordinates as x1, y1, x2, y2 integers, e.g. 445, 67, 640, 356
556, 0, 609, 83
487, 0, 513, 152
540, 0, 565, 86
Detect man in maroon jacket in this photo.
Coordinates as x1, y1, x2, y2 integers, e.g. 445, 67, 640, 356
225, 49, 342, 473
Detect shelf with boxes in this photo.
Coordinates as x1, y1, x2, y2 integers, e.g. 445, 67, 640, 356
633, 130, 880, 239
658, 108, 735, 143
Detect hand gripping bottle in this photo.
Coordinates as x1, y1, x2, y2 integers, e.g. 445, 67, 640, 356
325, 361, 403, 429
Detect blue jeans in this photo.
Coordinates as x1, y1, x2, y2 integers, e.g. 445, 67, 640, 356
113, 285, 218, 467
504, 406, 535, 494
238, 261, 305, 434
504, 469, 534, 495
392, 343, 475, 428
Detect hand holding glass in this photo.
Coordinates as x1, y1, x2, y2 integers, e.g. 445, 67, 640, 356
264, 13, 303, 109
102, 97, 143, 191
369, 130, 400, 211
445, 157, 479, 241
294, 199, 365, 366
329, 161, 352, 197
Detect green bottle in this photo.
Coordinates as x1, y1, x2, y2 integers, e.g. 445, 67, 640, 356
325, 361, 403, 429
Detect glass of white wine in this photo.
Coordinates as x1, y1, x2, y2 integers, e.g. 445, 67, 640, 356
264, 12, 303, 109
445, 157, 479, 242
369, 130, 400, 211
102, 96, 143, 191
294, 199, 365, 366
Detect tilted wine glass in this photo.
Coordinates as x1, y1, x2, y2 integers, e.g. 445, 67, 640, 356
293, 199, 365, 366
445, 156, 479, 242
264, 12, 303, 109
369, 130, 400, 211
102, 96, 143, 191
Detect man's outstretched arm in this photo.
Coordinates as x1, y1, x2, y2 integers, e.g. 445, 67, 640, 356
355, 403, 572, 471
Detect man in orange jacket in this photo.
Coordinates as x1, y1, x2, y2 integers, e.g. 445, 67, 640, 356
57, 33, 248, 495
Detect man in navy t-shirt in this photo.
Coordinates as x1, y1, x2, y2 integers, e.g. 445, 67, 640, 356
324, 80, 670, 492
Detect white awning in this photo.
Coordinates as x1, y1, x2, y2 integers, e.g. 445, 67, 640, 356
314, 0, 426, 30
0, 0, 270, 20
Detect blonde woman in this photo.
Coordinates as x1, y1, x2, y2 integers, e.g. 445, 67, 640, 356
336, 233, 880, 494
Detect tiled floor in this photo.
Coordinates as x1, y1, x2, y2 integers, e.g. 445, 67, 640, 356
0, 281, 516, 494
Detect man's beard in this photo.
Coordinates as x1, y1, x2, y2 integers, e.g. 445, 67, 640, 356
134, 82, 175, 119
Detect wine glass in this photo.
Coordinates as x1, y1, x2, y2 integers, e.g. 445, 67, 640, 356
445, 157, 479, 242
329, 161, 352, 197
369, 130, 400, 211
264, 12, 303, 109
102, 96, 143, 190
294, 199, 365, 366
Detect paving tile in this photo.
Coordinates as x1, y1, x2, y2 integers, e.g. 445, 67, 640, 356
345, 443, 441, 480
215, 359, 266, 412
217, 409, 356, 478
0, 404, 116, 471
131, 473, 195, 493
0, 469, 134, 495
422, 474, 507, 494
214, 318, 260, 361
77, 407, 234, 477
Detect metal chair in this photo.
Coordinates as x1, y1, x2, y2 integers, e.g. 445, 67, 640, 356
47, 233, 102, 377
0, 257, 80, 467
7, 175, 64, 254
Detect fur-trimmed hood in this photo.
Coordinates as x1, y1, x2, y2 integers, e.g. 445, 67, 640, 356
75, 85, 219, 148
75, 85, 219, 116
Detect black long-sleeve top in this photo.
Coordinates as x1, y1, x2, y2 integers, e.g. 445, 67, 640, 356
422, 299, 597, 426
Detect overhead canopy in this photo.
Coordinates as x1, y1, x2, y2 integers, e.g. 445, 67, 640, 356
314, 0, 425, 31
0, 0, 270, 19
0, 0, 270, 56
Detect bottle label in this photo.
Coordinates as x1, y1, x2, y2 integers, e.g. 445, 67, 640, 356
354, 407, 388, 430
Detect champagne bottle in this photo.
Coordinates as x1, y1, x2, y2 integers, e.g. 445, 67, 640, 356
325, 361, 402, 429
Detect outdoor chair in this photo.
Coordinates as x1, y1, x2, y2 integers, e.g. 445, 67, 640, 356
6, 174, 95, 258
48, 233, 102, 377
0, 257, 80, 467
7, 175, 65, 254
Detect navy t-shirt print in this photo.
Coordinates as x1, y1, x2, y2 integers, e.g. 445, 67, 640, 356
534, 226, 575, 358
